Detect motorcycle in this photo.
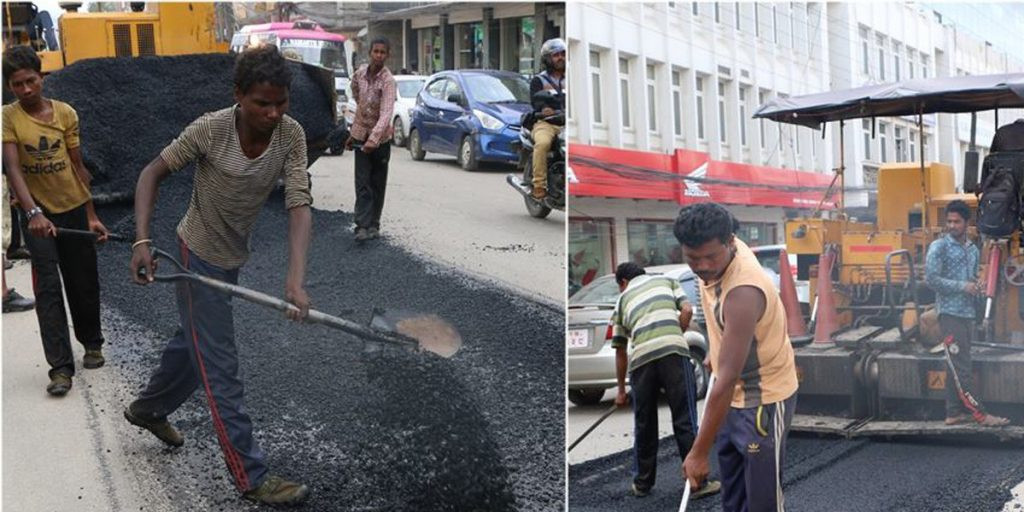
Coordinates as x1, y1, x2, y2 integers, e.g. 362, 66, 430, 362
506, 110, 566, 219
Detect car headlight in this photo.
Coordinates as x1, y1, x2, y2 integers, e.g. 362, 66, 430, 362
473, 109, 504, 131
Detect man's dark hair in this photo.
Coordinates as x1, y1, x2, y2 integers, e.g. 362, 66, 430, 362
615, 262, 646, 285
673, 202, 738, 248
369, 37, 391, 53
234, 45, 293, 94
3, 45, 42, 83
946, 200, 971, 222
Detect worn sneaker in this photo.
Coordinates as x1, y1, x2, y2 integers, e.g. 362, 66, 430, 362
3, 289, 35, 313
979, 414, 1010, 427
6, 247, 30, 260
46, 374, 72, 396
367, 227, 380, 239
693, 479, 723, 499
242, 475, 310, 505
354, 227, 369, 242
83, 349, 105, 369
124, 404, 184, 447
629, 482, 650, 497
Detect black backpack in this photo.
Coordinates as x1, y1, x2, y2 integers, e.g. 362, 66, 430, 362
976, 153, 1024, 237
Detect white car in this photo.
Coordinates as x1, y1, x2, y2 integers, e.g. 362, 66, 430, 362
343, 75, 426, 148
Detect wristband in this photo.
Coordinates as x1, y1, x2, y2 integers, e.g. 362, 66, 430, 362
132, 239, 152, 250
25, 206, 42, 219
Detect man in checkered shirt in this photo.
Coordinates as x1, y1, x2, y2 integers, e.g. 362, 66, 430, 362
924, 199, 1009, 427
346, 37, 397, 242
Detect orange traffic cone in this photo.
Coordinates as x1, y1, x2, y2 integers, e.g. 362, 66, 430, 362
778, 249, 808, 338
813, 246, 839, 345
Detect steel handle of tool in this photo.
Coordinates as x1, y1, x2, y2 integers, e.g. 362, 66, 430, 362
144, 247, 417, 349
680, 373, 716, 512
55, 227, 128, 242
566, 403, 618, 453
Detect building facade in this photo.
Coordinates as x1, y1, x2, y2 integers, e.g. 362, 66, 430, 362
371, 2, 565, 75
567, 2, 1024, 291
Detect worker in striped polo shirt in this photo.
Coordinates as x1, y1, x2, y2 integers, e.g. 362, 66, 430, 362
127, 46, 311, 506
610, 262, 721, 499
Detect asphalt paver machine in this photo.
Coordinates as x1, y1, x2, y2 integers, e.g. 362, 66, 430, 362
754, 73, 1024, 440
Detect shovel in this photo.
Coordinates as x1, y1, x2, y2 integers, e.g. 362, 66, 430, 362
62, 227, 462, 358
143, 246, 462, 358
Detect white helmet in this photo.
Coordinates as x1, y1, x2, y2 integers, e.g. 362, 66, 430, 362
541, 38, 567, 58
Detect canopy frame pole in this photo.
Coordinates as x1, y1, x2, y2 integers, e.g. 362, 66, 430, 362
919, 110, 928, 231
839, 119, 845, 218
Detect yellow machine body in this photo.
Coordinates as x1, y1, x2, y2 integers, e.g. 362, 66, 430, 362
38, 3, 228, 73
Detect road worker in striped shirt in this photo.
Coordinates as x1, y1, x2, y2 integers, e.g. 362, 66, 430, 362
610, 261, 721, 499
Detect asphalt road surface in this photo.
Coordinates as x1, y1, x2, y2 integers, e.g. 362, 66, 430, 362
569, 427, 1024, 511
3, 149, 565, 511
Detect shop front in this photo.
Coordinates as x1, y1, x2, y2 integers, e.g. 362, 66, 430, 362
567, 143, 836, 292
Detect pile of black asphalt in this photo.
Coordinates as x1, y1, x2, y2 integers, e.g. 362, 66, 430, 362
43, 54, 335, 201
93, 169, 564, 510
568, 433, 1024, 511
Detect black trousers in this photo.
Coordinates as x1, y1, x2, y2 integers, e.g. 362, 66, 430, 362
22, 203, 104, 378
353, 141, 391, 230
939, 314, 974, 417
630, 353, 698, 491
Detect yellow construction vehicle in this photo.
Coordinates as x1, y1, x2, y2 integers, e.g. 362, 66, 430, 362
755, 73, 1024, 440
3, 2, 230, 73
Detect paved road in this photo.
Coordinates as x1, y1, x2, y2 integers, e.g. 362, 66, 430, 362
3, 149, 565, 511
312, 148, 565, 305
568, 394, 1024, 511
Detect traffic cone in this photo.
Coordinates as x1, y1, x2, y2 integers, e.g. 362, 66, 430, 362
778, 249, 808, 338
813, 246, 839, 345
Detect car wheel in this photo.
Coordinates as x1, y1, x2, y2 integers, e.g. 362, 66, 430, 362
568, 388, 605, 406
690, 349, 709, 400
408, 129, 425, 160
458, 135, 479, 171
392, 117, 406, 147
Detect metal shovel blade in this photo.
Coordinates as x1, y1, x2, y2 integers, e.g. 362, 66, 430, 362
371, 309, 462, 359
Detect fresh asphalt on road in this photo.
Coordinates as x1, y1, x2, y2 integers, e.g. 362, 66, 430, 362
3, 148, 565, 511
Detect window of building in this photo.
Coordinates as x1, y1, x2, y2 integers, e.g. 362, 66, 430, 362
879, 122, 888, 162
754, 3, 761, 37
590, 50, 603, 124
696, 76, 706, 140
735, 2, 742, 30
759, 90, 768, 149
620, 56, 631, 128
910, 129, 917, 161
672, 69, 683, 137
772, 4, 778, 43
908, 47, 915, 79
876, 34, 886, 81
736, 222, 778, 247
568, 218, 616, 293
860, 26, 870, 75
893, 41, 902, 81
789, 2, 796, 49
863, 119, 872, 160
895, 126, 906, 161
718, 80, 728, 143
714, 3, 721, 23
456, 22, 484, 69
692, 2, 699, 16
921, 54, 929, 78
739, 86, 748, 146
794, 125, 800, 157
647, 63, 658, 132
627, 220, 685, 267
517, 17, 536, 74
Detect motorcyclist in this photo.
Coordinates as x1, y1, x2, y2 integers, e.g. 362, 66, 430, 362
529, 38, 566, 200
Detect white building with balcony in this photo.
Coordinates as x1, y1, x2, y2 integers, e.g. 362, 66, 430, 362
566, 2, 1024, 291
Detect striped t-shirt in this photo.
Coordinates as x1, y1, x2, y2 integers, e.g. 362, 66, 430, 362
610, 274, 691, 372
160, 106, 312, 269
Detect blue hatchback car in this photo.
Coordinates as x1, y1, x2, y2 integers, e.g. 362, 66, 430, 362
407, 69, 532, 171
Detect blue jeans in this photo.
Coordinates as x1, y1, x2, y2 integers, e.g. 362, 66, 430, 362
133, 238, 268, 492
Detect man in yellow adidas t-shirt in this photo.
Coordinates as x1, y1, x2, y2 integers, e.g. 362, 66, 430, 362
2, 45, 109, 397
